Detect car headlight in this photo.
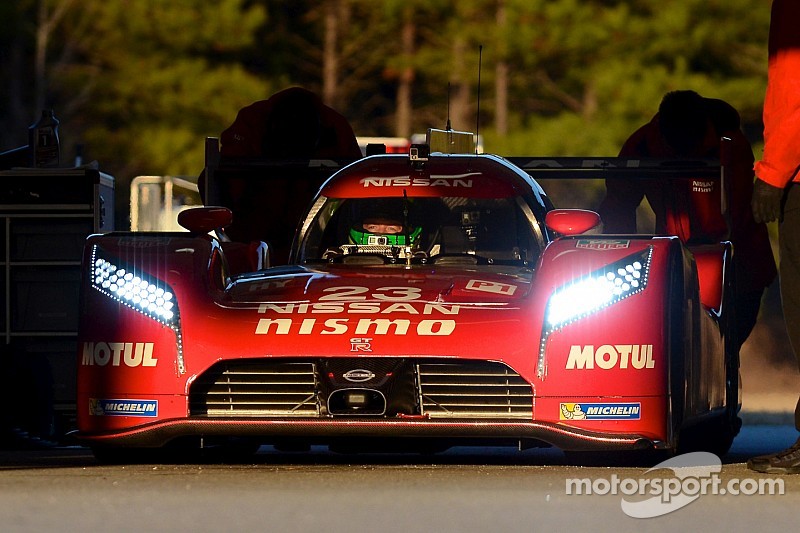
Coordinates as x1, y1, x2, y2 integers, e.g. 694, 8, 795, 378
538, 247, 652, 377
90, 247, 179, 328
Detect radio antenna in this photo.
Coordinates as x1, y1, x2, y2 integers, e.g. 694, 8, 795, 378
476, 44, 482, 154
446, 82, 452, 131
402, 189, 412, 265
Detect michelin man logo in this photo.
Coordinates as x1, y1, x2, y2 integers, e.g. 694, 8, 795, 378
560, 403, 586, 420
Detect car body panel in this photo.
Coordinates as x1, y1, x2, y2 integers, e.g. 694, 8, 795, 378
75, 149, 735, 457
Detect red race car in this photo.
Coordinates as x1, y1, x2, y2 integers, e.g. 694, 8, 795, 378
75, 131, 738, 462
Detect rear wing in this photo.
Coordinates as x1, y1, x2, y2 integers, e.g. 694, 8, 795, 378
203, 136, 731, 202
509, 136, 733, 217
506, 156, 721, 180
200, 135, 733, 259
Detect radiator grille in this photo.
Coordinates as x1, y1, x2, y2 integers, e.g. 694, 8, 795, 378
190, 359, 532, 420
190, 361, 319, 417
417, 362, 533, 419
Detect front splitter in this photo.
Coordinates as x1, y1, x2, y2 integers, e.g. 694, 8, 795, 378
76, 418, 660, 452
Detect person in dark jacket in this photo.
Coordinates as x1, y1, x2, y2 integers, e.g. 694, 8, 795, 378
201, 87, 362, 264
598, 90, 777, 354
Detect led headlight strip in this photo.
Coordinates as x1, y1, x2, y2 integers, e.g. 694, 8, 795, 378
537, 246, 653, 378
90, 245, 185, 373
91, 252, 177, 326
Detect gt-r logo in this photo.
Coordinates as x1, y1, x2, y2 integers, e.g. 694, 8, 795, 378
465, 279, 517, 296
350, 337, 373, 352
565, 344, 654, 370
81, 342, 158, 367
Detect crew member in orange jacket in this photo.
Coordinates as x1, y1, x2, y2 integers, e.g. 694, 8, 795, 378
599, 90, 776, 354
747, 0, 800, 474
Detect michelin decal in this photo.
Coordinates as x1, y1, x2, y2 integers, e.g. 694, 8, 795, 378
560, 402, 641, 420
90, 398, 158, 417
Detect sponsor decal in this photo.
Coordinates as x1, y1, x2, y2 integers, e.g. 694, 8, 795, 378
81, 342, 158, 367
343, 369, 376, 382
576, 239, 630, 250
117, 237, 171, 248
359, 176, 476, 188
560, 403, 587, 420
560, 402, 641, 420
259, 302, 460, 314
256, 287, 460, 336
90, 398, 158, 417
246, 279, 292, 292
565, 344, 654, 370
256, 317, 456, 336
692, 180, 714, 193
349, 337, 373, 352
465, 279, 517, 296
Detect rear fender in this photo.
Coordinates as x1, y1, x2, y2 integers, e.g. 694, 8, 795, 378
688, 242, 732, 315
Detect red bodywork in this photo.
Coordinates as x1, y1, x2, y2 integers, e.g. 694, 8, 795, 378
76, 152, 734, 456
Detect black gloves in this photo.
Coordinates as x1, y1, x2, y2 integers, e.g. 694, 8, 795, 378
752, 178, 785, 224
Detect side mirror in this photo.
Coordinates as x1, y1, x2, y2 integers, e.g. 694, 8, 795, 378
545, 209, 601, 236
177, 206, 233, 235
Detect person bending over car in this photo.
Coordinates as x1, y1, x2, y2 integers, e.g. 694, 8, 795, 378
200, 87, 363, 265
598, 90, 777, 356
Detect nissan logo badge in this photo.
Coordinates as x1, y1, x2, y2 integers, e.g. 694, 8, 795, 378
343, 369, 375, 382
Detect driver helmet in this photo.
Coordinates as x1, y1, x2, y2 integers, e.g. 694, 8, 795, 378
348, 200, 422, 246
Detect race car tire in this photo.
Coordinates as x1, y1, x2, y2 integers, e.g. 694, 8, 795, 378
676, 414, 737, 457
667, 242, 690, 452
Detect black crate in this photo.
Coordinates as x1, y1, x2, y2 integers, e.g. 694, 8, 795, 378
10, 218, 93, 262
10, 267, 81, 332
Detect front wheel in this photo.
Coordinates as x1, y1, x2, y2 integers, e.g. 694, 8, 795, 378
676, 414, 739, 457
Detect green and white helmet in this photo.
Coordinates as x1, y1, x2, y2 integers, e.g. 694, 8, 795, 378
347, 198, 422, 247
349, 223, 422, 246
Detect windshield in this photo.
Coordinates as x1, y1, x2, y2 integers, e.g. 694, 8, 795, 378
296, 195, 544, 266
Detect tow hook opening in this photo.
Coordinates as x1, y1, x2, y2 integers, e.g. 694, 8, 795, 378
328, 389, 387, 416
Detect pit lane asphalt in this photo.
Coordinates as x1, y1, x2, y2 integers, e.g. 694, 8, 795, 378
0, 421, 798, 533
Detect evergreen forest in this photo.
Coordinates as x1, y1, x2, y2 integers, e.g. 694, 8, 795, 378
0, 0, 774, 227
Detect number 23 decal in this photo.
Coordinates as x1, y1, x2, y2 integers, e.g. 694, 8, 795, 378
319, 286, 422, 301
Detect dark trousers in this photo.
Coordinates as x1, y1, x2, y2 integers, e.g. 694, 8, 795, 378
778, 184, 800, 430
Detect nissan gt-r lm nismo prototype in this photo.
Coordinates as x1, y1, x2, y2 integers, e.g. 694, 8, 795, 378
76, 133, 738, 462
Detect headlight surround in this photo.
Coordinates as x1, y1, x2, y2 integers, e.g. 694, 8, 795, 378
538, 247, 652, 377
90, 246, 179, 328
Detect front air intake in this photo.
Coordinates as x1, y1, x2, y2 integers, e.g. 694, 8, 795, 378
189, 358, 532, 420
190, 361, 319, 417
416, 362, 533, 419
